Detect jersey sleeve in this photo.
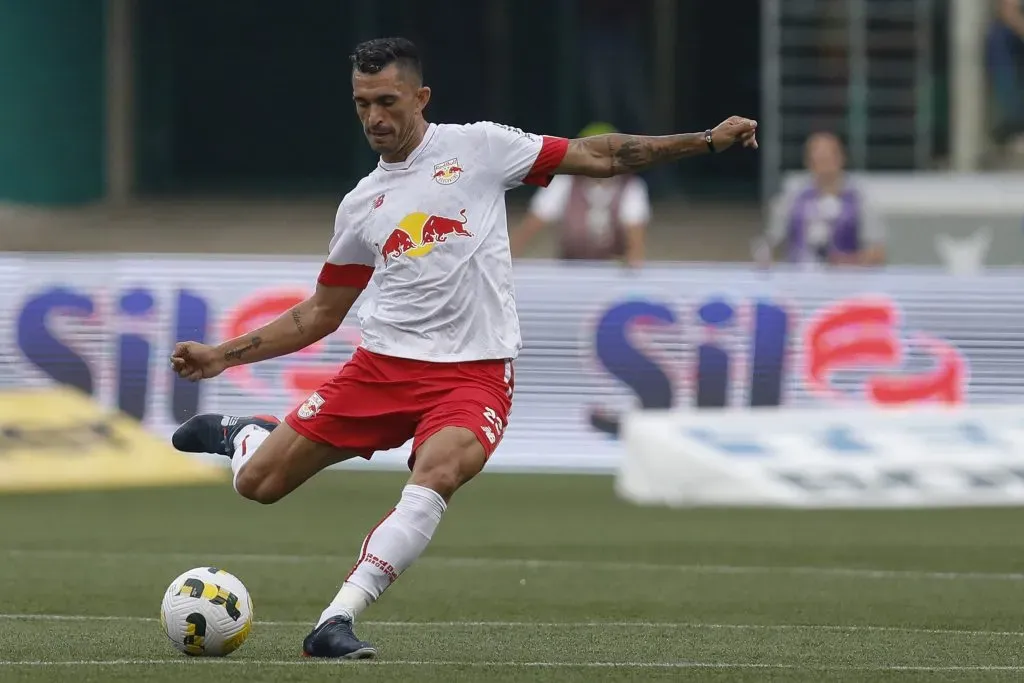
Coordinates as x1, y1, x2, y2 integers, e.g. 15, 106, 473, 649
317, 202, 376, 289
476, 121, 569, 190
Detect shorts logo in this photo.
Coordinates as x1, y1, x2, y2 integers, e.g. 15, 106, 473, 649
482, 425, 496, 444
481, 406, 504, 446
297, 392, 325, 420
432, 158, 463, 185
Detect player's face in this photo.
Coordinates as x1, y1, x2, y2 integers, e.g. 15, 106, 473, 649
352, 64, 430, 157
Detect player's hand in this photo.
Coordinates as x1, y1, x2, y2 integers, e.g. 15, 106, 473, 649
170, 341, 226, 382
711, 116, 759, 153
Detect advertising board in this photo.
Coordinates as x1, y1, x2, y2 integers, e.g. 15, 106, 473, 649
3, 256, 1022, 472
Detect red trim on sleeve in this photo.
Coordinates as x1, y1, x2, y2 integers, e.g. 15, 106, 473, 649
318, 263, 374, 289
523, 136, 569, 187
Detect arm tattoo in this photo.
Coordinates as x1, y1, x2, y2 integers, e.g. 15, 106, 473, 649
608, 133, 705, 175
223, 335, 263, 361
566, 133, 707, 177
291, 309, 305, 335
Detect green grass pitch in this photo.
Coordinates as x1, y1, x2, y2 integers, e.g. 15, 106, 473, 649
2, 470, 1024, 681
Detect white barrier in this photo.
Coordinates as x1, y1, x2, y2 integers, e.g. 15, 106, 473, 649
617, 407, 1024, 508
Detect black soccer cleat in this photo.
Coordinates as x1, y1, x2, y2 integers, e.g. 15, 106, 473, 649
302, 616, 378, 659
171, 414, 280, 457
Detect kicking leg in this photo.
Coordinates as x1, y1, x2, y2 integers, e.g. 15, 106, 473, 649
303, 426, 486, 659
172, 414, 360, 504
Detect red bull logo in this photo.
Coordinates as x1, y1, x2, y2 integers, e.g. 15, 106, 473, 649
432, 157, 464, 185
379, 209, 473, 264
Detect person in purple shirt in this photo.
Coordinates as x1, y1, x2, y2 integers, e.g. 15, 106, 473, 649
764, 132, 886, 267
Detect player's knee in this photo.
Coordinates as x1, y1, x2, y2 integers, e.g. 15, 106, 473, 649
234, 467, 286, 505
411, 428, 486, 500
412, 462, 463, 500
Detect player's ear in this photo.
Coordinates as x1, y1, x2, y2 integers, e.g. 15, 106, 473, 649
415, 86, 431, 114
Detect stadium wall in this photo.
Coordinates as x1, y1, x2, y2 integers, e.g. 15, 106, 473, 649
0, 1, 105, 204
4, 255, 1024, 479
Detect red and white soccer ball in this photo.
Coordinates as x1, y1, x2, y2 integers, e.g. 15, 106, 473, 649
159, 567, 254, 657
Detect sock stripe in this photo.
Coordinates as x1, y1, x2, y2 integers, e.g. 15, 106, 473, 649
344, 508, 396, 582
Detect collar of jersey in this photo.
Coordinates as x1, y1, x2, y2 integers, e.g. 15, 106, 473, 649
377, 123, 438, 172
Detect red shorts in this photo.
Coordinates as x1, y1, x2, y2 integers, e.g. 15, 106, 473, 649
285, 347, 514, 468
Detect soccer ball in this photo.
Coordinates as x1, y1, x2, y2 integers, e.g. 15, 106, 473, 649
159, 567, 253, 657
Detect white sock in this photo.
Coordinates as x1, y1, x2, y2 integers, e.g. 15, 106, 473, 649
229, 424, 270, 493
317, 484, 446, 626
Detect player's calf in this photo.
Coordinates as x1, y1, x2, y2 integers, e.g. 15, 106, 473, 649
173, 415, 356, 504
172, 413, 280, 500
314, 482, 448, 640
232, 422, 361, 504
233, 462, 289, 505
312, 425, 486, 639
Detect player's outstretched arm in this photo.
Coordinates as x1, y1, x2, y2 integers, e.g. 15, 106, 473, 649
173, 283, 361, 380
554, 116, 758, 178
216, 283, 361, 368
172, 283, 364, 382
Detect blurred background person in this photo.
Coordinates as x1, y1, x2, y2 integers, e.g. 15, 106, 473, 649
510, 123, 650, 268
987, 0, 1024, 155
761, 132, 886, 268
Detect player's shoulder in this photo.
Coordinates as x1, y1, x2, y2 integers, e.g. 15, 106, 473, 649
335, 173, 386, 228
437, 121, 541, 145
433, 121, 491, 145
340, 171, 386, 209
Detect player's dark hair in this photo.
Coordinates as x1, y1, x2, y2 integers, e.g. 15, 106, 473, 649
349, 37, 422, 83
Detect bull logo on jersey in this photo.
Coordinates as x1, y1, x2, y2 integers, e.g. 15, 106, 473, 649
432, 158, 463, 185
378, 209, 473, 264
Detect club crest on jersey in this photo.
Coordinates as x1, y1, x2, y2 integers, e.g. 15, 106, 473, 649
432, 158, 463, 185
296, 392, 325, 420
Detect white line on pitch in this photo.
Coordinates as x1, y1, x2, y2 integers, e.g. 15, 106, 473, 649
5, 548, 1023, 582
2, 613, 1022, 638
0, 659, 1022, 671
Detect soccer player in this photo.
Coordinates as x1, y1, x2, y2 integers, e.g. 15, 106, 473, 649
169, 36, 758, 659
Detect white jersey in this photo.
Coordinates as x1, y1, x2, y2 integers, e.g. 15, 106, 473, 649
317, 122, 568, 362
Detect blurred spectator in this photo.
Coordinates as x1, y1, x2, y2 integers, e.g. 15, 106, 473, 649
987, 0, 1024, 150
510, 123, 650, 267
762, 132, 886, 267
